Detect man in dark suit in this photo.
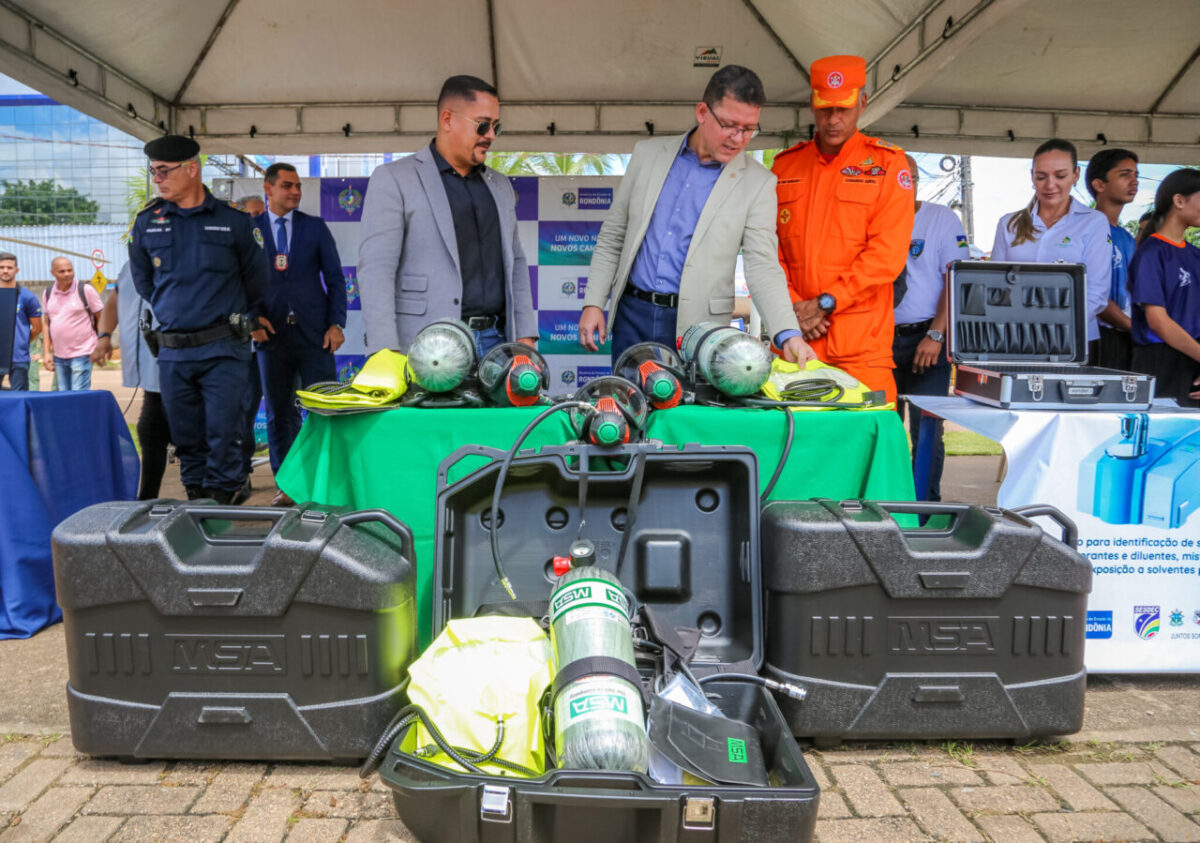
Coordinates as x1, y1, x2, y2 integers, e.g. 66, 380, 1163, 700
251, 163, 347, 504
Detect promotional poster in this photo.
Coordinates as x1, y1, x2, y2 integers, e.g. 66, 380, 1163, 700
910, 396, 1200, 673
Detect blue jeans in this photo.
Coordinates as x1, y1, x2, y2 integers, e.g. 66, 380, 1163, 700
54, 356, 93, 391
610, 292, 677, 364
2, 364, 29, 391
473, 326, 503, 359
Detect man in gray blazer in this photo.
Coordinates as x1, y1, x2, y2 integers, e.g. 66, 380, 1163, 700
579, 66, 813, 364
358, 75, 536, 357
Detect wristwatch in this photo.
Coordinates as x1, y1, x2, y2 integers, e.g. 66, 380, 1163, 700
97, 332, 112, 340
926, 329, 945, 343
817, 293, 836, 313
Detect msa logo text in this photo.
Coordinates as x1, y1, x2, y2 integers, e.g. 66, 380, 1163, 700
168, 635, 286, 674
888, 617, 997, 654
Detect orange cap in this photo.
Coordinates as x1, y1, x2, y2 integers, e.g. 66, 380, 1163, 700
811, 55, 866, 108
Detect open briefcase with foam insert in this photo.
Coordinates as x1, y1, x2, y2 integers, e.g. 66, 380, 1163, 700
760, 499, 1091, 744
51, 501, 417, 762
375, 442, 820, 843
950, 259, 1154, 409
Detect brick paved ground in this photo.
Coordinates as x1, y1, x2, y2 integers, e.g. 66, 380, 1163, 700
1, 734, 1199, 841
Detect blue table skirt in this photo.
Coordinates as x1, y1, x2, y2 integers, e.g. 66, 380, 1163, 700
0, 391, 139, 638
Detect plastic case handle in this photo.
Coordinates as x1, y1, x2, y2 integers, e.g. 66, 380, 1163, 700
340, 509, 416, 564
840, 500, 972, 537
185, 506, 289, 546
436, 444, 510, 488
1009, 504, 1078, 548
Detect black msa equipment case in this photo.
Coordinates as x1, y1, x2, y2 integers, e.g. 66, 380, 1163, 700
949, 260, 1154, 410
52, 502, 418, 762
377, 443, 820, 843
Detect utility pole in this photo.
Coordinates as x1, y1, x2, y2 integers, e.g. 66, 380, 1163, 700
960, 155, 975, 244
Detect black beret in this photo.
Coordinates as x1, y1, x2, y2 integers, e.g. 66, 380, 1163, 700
143, 135, 200, 162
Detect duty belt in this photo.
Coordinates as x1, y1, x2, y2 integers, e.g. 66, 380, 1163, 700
464, 314, 500, 330
156, 323, 237, 349
895, 318, 933, 336
624, 286, 679, 308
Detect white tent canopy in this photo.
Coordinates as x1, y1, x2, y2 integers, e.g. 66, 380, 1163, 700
0, 0, 1197, 162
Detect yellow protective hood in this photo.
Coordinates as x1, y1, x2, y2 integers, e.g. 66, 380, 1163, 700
295, 349, 410, 410
406, 616, 554, 777
760, 358, 892, 410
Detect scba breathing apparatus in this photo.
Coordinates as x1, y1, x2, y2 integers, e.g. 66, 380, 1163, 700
400, 319, 553, 408
358, 325, 838, 788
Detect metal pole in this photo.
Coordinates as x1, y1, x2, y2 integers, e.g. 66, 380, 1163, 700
960, 155, 975, 245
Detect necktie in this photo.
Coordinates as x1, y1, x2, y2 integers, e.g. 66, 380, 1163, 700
275, 217, 288, 254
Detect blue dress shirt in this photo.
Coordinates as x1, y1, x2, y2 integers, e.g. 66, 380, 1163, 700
628, 133, 802, 349
629, 134, 723, 295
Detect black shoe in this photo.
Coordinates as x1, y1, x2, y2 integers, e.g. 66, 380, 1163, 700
206, 487, 236, 505
184, 485, 206, 500
231, 478, 252, 505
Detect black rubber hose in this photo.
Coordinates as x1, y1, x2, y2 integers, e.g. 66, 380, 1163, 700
490, 400, 598, 600
421, 709, 539, 776
760, 406, 794, 502
360, 704, 541, 779
359, 707, 420, 778
696, 673, 768, 688
406, 705, 492, 775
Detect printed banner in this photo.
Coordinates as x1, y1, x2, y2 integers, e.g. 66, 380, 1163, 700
546, 355, 614, 393
343, 266, 360, 311
334, 353, 368, 382
538, 220, 604, 266
319, 178, 369, 223
511, 176, 540, 221
538, 309, 609, 355
909, 397, 1200, 673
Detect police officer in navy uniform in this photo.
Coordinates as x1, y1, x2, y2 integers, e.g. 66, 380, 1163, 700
129, 136, 268, 504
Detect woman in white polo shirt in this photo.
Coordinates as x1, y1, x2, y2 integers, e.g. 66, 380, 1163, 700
991, 138, 1112, 363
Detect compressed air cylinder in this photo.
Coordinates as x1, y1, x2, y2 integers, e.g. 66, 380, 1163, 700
550, 567, 650, 773
406, 319, 476, 392
679, 321, 771, 397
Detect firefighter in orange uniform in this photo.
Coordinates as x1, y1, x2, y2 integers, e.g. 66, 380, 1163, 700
773, 55, 914, 403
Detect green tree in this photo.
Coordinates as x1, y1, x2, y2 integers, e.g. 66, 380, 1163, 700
1123, 215, 1200, 247
0, 179, 100, 225
487, 152, 619, 175
124, 154, 212, 222
125, 172, 151, 221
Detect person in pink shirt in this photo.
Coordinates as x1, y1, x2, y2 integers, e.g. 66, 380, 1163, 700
42, 256, 104, 391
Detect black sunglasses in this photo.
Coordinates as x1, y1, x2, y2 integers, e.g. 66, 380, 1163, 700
452, 112, 502, 137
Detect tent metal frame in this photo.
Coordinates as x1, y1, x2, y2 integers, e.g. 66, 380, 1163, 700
0, 0, 1196, 162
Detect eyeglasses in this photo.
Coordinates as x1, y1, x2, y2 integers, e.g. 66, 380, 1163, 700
452, 112, 502, 136
707, 106, 760, 140
148, 163, 185, 180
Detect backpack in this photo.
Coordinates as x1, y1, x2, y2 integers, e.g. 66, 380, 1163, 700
43, 281, 98, 335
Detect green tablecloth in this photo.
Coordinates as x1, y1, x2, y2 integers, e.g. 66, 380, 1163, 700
277, 405, 915, 645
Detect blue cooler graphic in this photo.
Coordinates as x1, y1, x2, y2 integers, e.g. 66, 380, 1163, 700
1078, 414, 1200, 528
